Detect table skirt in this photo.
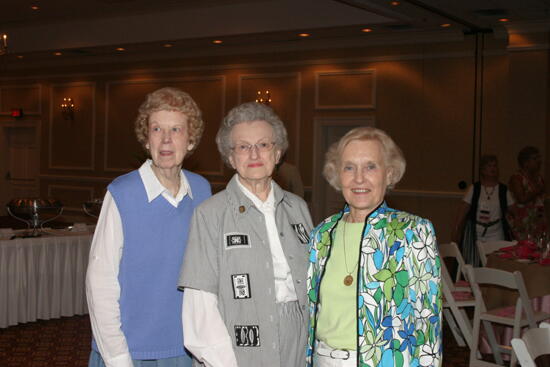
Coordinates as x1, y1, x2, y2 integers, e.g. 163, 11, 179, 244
0, 233, 92, 328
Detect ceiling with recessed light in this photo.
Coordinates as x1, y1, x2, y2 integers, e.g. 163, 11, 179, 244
1, 0, 549, 63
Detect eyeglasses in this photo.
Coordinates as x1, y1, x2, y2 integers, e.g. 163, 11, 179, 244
231, 141, 275, 154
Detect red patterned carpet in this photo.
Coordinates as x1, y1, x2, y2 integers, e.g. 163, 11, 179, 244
0, 315, 475, 367
0, 316, 91, 367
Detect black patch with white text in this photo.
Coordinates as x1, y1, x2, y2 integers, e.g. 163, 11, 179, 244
231, 274, 251, 299
234, 325, 260, 347
292, 223, 309, 244
225, 233, 250, 249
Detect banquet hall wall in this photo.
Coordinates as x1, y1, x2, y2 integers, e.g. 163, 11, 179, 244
0, 30, 548, 242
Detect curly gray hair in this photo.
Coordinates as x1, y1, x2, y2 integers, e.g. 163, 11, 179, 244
216, 102, 289, 166
323, 127, 406, 191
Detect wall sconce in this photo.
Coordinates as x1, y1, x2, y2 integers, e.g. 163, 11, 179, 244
0, 34, 7, 56
60, 97, 75, 120
255, 90, 271, 105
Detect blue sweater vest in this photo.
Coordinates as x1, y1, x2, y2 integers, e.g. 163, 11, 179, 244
93, 169, 210, 360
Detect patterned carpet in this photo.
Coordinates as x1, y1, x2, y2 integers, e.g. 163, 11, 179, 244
0, 315, 476, 367
0, 316, 91, 367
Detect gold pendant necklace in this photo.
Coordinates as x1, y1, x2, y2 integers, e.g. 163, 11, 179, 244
342, 214, 358, 286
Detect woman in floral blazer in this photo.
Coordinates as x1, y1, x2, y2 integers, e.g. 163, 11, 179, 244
306, 127, 441, 367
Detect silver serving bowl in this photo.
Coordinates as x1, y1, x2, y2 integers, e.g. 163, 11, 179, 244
6, 198, 64, 235
83, 198, 103, 218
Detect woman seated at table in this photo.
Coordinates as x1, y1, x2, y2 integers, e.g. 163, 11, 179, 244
306, 127, 441, 367
452, 154, 514, 265
179, 102, 313, 367
508, 146, 547, 241
86, 87, 211, 367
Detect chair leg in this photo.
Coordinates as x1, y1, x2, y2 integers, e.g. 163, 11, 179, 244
470, 310, 482, 366
444, 308, 467, 347
456, 308, 474, 350
509, 324, 522, 367
483, 320, 505, 365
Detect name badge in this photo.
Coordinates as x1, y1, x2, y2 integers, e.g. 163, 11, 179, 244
292, 223, 309, 244
231, 274, 251, 299
235, 325, 260, 347
225, 233, 251, 249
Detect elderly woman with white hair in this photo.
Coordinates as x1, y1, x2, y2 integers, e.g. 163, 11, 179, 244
306, 127, 441, 367
178, 102, 313, 367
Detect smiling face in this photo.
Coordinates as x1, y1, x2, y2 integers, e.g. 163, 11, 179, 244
339, 139, 391, 222
146, 110, 191, 172
228, 119, 281, 186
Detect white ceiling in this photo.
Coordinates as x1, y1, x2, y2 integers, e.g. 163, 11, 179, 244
1, 0, 550, 64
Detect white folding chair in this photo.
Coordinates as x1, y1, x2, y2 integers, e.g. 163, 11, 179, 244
465, 265, 550, 367
439, 242, 476, 350
511, 322, 550, 367
477, 240, 518, 267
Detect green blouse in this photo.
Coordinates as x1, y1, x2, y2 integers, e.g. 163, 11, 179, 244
316, 220, 364, 350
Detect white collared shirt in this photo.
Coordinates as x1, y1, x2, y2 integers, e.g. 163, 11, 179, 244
236, 175, 297, 303
86, 160, 192, 367
140, 159, 193, 206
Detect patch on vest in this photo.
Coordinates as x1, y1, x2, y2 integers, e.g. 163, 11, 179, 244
231, 274, 251, 299
234, 325, 260, 347
292, 223, 309, 244
225, 233, 250, 249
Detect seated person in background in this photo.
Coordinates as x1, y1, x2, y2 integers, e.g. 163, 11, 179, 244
508, 146, 547, 241
452, 154, 514, 266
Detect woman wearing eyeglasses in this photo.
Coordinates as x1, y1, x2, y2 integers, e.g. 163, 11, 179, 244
178, 102, 313, 367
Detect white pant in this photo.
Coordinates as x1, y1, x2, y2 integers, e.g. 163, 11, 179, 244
314, 340, 357, 367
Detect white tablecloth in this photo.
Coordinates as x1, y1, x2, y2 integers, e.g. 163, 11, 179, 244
0, 231, 93, 328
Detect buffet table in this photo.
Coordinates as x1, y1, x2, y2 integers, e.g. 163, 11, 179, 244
0, 230, 93, 328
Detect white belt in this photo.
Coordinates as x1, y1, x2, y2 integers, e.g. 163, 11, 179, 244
316, 341, 355, 360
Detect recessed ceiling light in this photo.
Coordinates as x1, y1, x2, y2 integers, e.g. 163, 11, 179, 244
116, 47, 125, 51
16, 55, 24, 59
212, 40, 223, 44
54, 52, 62, 56
498, 18, 509, 22
31, 5, 39, 10
163, 43, 173, 48
390, 1, 400, 6
298, 33, 310, 37
440, 23, 451, 28
361, 28, 373, 33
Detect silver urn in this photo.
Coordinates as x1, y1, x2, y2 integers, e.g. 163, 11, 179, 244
6, 198, 64, 236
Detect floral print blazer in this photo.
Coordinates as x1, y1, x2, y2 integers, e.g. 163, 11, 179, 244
306, 202, 442, 367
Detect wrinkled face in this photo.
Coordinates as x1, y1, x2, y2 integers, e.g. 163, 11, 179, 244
339, 139, 390, 218
481, 160, 499, 179
228, 120, 281, 183
146, 110, 191, 171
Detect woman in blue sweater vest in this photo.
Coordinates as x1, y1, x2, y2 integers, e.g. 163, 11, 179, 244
86, 87, 211, 367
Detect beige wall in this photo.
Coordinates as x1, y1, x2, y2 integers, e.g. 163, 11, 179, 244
0, 31, 548, 242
